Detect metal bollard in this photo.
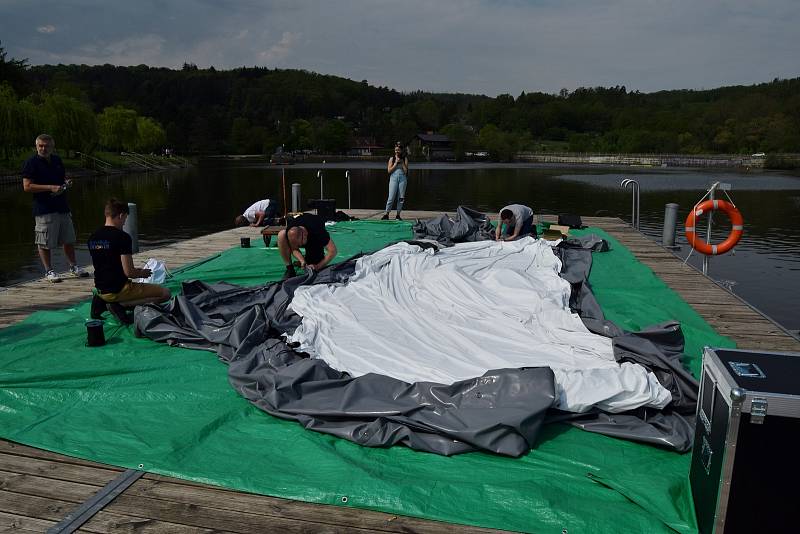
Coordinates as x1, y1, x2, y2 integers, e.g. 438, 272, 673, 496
123, 202, 139, 253
662, 203, 680, 249
345, 170, 351, 209
291, 183, 301, 213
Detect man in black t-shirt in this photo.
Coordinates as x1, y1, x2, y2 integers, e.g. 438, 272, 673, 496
21, 134, 89, 283
277, 213, 338, 279
88, 199, 170, 322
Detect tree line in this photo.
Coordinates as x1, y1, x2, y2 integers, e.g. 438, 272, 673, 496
2, 43, 799, 162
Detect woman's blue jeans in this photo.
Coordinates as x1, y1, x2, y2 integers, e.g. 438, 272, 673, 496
385, 170, 407, 213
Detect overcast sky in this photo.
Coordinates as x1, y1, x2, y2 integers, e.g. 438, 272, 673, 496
2, 0, 798, 96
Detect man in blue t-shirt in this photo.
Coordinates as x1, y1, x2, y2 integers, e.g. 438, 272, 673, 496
88, 198, 171, 324
21, 134, 88, 283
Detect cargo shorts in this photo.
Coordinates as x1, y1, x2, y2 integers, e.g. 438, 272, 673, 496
34, 212, 77, 249
99, 281, 165, 304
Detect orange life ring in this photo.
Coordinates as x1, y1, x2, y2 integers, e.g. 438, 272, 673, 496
684, 199, 743, 255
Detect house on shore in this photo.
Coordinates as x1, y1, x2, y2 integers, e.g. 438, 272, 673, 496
410, 133, 454, 161
348, 138, 382, 157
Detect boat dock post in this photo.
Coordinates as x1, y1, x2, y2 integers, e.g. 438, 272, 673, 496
662, 203, 680, 249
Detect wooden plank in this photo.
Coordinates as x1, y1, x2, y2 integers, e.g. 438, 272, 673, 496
0, 445, 498, 533
0, 511, 54, 534
0, 473, 474, 534
0, 439, 123, 473
0, 455, 119, 485
0, 490, 225, 534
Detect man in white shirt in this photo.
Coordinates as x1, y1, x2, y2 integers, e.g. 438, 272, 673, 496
234, 198, 277, 227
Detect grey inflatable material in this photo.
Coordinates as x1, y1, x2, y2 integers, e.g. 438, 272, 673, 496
136, 209, 699, 455
410, 205, 495, 245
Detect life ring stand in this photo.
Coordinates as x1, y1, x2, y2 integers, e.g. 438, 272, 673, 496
684, 199, 743, 255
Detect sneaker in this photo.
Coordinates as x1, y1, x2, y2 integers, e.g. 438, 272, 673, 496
380, 213, 389, 220
107, 302, 134, 325
90, 294, 107, 319
282, 264, 297, 280
68, 265, 90, 278
395, 213, 403, 220
45, 270, 62, 283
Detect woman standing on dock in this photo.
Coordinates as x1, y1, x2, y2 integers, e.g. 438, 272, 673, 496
381, 142, 409, 220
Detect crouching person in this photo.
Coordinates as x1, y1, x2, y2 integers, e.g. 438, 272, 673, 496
88, 198, 171, 324
277, 213, 337, 280
495, 204, 535, 241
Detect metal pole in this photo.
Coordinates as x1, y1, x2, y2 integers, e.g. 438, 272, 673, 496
630, 182, 636, 229
317, 170, 323, 199
123, 203, 139, 253
346, 170, 351, 209
620, 179, 640, 230
702, 182, 719, 275
291, 183, 301, 213
662, 203, 679, 248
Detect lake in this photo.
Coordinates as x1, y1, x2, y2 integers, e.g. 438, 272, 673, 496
2, 160, 798, 334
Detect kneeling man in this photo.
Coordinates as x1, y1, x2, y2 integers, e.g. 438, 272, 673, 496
88, 198, 171, 323
495, 203, 535, 241
277, 213, 337, 279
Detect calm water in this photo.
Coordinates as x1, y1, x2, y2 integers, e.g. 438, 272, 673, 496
2, 161, 799, 333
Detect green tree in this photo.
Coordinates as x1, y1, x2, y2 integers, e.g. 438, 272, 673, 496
568, 133, 596, 152
0, 84, 40, 159
39, 92, 98, 155
712, 121, 736, 153
413, 99, 441, 130
0, 41, 29, 94
314, 119, 351, 154
135, 116, 166, 153
440, 123, 476, 161
229, 117, 253, 154
478, 124, 517, 161
285, 119, 314, 151
98, 106, 139, 151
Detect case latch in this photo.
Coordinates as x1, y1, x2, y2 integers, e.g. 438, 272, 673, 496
750, 397, 768, 424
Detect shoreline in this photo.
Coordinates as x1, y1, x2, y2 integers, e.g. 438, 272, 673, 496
5, 150, 798, 182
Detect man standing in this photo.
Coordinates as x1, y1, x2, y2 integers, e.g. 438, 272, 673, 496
88, 198, 171, 323
277, 213, 337, 279
21, 134, 88, 282
495, 204, 535, 241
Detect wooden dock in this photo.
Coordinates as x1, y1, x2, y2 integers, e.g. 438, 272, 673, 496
1, 209, 798, 533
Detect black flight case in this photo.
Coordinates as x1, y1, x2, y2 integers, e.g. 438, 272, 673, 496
690, 347, 800, 533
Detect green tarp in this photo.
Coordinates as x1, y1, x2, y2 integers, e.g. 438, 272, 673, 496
0, 221, 734, 533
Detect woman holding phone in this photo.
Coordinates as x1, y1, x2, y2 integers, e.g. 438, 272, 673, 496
381, 142, 409, 220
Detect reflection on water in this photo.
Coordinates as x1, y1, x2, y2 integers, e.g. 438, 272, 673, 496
1, 162, 798, 332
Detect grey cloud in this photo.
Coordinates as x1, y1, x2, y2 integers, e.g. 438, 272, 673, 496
1, 0, 798, 95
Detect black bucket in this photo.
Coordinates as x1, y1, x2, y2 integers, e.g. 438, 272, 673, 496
240, 237, 251, 248
86, 319, 106, 347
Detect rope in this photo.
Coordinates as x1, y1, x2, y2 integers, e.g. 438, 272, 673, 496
682, 182, 740, 264
683, 186, 713, 265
